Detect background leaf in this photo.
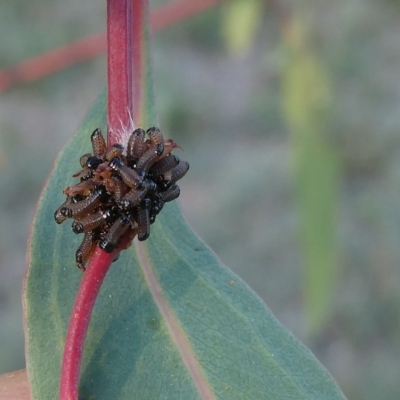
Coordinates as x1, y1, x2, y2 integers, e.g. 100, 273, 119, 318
221, 0, 264, 55
24, 91, 346, 399
281, 19, 340, 334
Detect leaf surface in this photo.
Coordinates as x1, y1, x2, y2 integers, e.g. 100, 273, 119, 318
24, 91, 346, 399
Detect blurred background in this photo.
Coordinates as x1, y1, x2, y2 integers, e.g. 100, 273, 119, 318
1, 0, 400, 398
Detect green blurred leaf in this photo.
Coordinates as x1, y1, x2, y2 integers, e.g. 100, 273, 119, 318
24, 89, 346, 399
282, 20, 339, 333
221, 0, 264, 55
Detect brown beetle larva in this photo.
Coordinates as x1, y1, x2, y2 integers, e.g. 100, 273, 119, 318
109, 157, 142, 189
135, 147, 160, 177
71, 208, 114, 234
104, 143, 124, 162
54, 196, 73, 224
60, 187, 105, 219
147, 127, 164, 156
91, 128, 107, 157
127, 128, 146, 163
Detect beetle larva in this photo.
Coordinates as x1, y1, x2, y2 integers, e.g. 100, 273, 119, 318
118, 186, 149, 210
91, 128, 107, 157
107, 175, 127, 200
99, 214, 131, 253
137, 198, 151, 241
80, 153, 92, 168
170, 161, 189, 185
72, 208, 114, 234
75, 231, 96, 270
60, 187, 106, 219
159, 184, 180, 203
135, 147, 160, 177
149, 154, 180, 177
86, 156, 103, 170
54, 196, 73, 224
109, 157, 142, 189
147, 127, 164, 156
104, 143, 124, 162
127, 128, 146, 163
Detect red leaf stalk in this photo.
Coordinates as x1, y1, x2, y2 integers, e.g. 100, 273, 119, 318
59, 249, 118, 400
107, 0, 133, 146
59, 0, 135, 399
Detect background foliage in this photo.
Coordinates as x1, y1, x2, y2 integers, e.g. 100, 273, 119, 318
1, 0, 400, 399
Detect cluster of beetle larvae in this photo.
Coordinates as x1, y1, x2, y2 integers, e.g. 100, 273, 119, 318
54, 127, 189, 270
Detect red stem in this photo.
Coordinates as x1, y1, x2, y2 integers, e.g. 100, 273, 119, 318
131, 0, 144, 125
59, 249, 117, 400
107, 0, 133, 146
59, 1, 135, 399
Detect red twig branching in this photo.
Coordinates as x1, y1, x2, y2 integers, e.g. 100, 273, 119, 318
0, 0, 223, 93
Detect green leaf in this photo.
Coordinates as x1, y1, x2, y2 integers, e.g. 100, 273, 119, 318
281, 19, 340, 334
24, 91, 346, 399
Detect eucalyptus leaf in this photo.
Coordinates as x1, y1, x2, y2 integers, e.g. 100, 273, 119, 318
24, 91, 346, 399
282, 19, 339, 334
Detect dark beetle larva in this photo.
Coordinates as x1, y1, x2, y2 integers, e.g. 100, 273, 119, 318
75, 231, 96, 270
170, 161, 190, 185
150, 155, 180, 177
159, 185, 180, 203
137, 199, 151, 241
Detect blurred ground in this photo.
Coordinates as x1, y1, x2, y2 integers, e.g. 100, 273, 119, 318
1, 0, 400, 399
